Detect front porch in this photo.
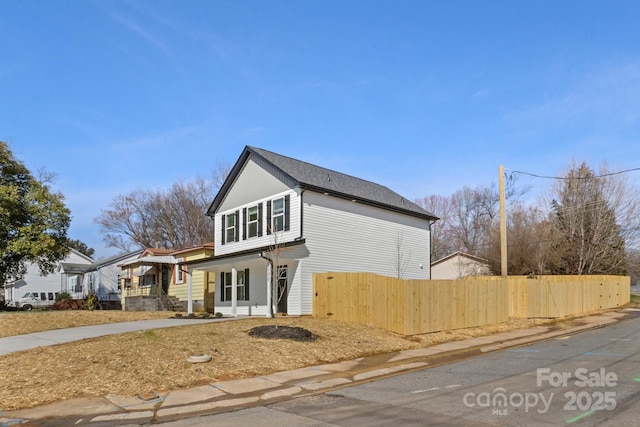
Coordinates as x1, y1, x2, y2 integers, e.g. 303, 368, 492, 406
186, 244, 305, 317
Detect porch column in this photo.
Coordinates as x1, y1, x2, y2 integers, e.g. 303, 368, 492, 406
266, 262, 273, 318
231, 267, 237, 317
187, 267, 193, 315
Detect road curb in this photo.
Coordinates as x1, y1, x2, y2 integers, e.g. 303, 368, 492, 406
4, 309, 634, 426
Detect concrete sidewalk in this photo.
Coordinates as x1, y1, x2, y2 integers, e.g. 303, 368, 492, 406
0, 317, 250, 355
1, 309, 637, 426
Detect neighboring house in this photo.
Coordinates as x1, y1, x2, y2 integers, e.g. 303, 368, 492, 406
60, 250, 143, 301
430, 251, 491, 280
186, 146, 439, 317
119, 244, 214, 312
91, 250, 144, 301
3, 249, 93, 305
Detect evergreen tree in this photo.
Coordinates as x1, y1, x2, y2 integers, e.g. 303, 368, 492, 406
548, 162, 626, 275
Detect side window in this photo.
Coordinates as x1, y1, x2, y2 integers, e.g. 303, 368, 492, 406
267, 195, 290, 234
40, 292, 46, 300
225, 214, 236, 243
220, 270, 250, 302
223, 272, 232, 301
175, 259, 184, 284
222, 211, 240, 244
247, 205, 259, 238
272, 197, 285, 232
48, 293, 54, 301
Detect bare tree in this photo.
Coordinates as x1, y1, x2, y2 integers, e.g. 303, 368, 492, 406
392, 229, 410, 279
262, 225, 286, 327
483, 202, 552, 275
419, 177, 527, 262
95, 163, 231, 251
415, 194, 454, 260
626, 249, 640, 286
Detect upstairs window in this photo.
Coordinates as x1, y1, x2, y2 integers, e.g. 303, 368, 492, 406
243, 204, 263, 239
221, 211, 240, 244
272, 198, 285, 232
267, 195, 290, 234
225, 214, 236, 243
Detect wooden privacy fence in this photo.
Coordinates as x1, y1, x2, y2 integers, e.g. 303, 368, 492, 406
507, 275, 630, 318
313, 272, 630, 335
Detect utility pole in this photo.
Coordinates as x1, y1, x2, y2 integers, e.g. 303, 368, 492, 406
499, 165, 507, 277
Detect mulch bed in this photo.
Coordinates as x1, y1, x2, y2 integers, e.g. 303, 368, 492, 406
248, 325, 318, 342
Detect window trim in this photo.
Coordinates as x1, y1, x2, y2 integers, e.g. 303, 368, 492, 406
219, 269, 250, 302
225, 213, 236, 244
175, 258, 185, 284
267, 195, 290, 234
247, 205, 259, 238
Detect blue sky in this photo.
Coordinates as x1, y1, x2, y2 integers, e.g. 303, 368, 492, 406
2, 0, 640, 259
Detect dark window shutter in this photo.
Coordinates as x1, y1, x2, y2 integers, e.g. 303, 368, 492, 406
266, 200, 272, 235
244, 269, 250, 301
284, 195, 290, 231
234, 210, 240, 242
242, 208, 247, 240
219, 272, 225, 302
258, 203, 263, 237
221, 214, 226, 245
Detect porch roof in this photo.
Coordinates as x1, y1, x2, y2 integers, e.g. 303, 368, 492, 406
119, 256, 177, 268
184, 238, 306, 271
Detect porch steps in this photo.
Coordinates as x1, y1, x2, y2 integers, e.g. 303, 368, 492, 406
158, 295, 186, 312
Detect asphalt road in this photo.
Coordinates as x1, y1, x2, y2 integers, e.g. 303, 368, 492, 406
155, 313, 640, 426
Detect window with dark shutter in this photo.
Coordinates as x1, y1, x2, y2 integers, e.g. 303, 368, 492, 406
224, 212, 238, 243
271, 197, 285, 232
247, 205, 259, 238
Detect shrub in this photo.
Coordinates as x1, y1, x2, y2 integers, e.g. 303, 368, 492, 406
84, 291, 98, 311
55, 292, 72, 302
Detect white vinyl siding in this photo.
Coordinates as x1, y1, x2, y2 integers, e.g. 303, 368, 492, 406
219, 160, 290, 211
297, 192, 431, 314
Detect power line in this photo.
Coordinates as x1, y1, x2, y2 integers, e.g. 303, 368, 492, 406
508, 167, 640, 180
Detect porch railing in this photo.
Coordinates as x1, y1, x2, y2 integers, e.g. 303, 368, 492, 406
124, 284, 181, 311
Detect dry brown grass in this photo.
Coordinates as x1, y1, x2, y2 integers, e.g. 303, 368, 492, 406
0, 310, 560, 411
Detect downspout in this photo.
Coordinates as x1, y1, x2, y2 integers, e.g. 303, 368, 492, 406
429, 219, 436, 279
298, 188, 305, 240
298, 188, 305, 313
98, 268, 102, 300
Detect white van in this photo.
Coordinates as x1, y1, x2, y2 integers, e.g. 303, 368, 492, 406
8, 291, 60, 311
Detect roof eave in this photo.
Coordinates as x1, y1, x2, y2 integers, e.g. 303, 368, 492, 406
301, 184, 439, 221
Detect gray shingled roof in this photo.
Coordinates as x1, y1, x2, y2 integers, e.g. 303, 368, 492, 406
248, 147, 437, 219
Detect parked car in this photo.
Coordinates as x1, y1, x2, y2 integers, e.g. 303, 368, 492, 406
7, 292, 60, 311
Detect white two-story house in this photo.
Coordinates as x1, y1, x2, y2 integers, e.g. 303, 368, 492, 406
186, 146, 438, 317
